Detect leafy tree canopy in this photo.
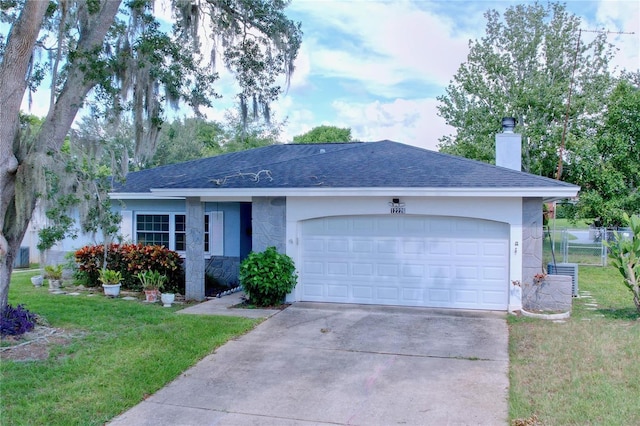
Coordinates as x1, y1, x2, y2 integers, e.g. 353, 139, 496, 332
0, 0, 302, 310
437, 1, 614, 177
565, 73, 640, 226
293, 125, 354, 143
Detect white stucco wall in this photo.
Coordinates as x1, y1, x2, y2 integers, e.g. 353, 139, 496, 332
286, 196, 524, 311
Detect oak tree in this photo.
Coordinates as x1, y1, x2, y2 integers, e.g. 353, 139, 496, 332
0, 0, 301, 310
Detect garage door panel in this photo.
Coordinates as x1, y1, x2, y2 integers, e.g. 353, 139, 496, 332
302, 261, 324, 275
403, 219, 427, 232
428, 265, 452, 279
402, 264, 424, 278
456, 266, 479, 280
303, 238, 325, 253
353, 240, 374, 253
377, 240, 398, 254
483, 242, 508, 256
300, 216, 509, 310
402, 287, 423, 301
455, 289, 479, 303
327, 218, 349, 233
378, 263, 399, 277
352, 262, 375, 276
327, 284, 348, 298
403, 241, 426, 254
483, 266, 506, 280
377, 286, 400, 301
456, 241, 479, 256
483, 290, 507, 304
327, 262, 348, 275
302, 283, 324, 297
352, 285, 374, 299
429, 289, 451, 303
327, 239, 349, 253
378, 218, 401, 233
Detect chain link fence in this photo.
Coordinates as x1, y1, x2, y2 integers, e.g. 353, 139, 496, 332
544, 227, 633, 267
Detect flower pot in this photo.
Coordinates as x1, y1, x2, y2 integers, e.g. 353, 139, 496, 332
102, 283, 121, 297
161, 292, 175, 307
144, 289, 160, 303
31, 275, 43, 287
48, 279, 62, 290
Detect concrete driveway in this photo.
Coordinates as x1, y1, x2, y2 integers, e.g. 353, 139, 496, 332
109, 303, 508, 425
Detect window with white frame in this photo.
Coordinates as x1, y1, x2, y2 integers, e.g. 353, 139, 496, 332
130, 211, 223, 256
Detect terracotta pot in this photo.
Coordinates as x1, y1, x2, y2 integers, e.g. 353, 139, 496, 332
144, 289, 160, 303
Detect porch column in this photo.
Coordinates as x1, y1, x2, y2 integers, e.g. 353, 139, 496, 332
185, 197, 205, 301
522, 197, 543, 287
251, 197, 286, 253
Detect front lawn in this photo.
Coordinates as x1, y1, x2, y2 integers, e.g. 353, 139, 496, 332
1, 271, 258, 425
509, 265, 640, 425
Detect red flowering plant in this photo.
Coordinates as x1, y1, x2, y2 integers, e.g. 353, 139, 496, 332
75, 243, 184, 292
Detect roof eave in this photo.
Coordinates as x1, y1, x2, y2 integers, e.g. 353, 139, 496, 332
112, 186, 580, 200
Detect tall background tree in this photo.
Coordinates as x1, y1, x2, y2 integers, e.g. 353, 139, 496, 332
436, 2, 615, 178
0, 0, 302, 310
293, 125, 354, 143
565, 72, 640, 226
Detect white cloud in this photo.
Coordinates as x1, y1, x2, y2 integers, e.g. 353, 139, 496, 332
593, 0, 640, 72
329, 98, 451, 151
289, 1, 473, 98
277, 0, 640, 153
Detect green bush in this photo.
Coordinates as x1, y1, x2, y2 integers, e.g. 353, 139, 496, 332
75, 243, 184, 292
239, 246, 298, 307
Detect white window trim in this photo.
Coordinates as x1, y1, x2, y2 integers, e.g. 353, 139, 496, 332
127, 211, 224, 257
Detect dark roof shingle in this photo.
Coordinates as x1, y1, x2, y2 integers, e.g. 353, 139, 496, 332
113, 140, 577, 193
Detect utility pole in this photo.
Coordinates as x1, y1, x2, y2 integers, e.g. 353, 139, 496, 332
555, 28, 635, 180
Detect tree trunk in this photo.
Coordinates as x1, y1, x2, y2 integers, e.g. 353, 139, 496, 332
0, 0, 122, 311
0, 1, 49, 310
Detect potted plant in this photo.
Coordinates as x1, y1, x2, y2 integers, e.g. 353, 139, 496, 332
136, 270, 167, 303
99, 269, 122, 297
160, 291, 175, 308
44, 264, 63, 290
31, 274, 44, 287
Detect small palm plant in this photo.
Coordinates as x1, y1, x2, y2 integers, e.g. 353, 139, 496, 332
606, 213, 640, 313
136, 270, 168, 291
98, 269, 122, 285
136, 270, 168, 303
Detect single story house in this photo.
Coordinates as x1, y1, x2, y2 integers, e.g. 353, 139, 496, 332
108, 136, 579, 312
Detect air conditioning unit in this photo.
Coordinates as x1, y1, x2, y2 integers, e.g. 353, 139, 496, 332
547, 262, 579, 297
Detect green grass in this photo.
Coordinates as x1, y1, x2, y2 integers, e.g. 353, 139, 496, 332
1, 272, 259, 426
509, 265, 640, 425
548, 218, 593, 229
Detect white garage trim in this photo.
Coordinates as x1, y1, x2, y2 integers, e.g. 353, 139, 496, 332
297, 215, 509, 310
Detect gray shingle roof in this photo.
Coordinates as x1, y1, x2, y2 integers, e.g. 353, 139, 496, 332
112, 140, 577, 193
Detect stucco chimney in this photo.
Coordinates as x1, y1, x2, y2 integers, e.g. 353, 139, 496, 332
496, 117, 521, 171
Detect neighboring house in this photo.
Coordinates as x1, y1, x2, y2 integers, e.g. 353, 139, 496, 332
107, 138, 579, 312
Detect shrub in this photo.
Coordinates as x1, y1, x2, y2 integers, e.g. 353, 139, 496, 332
239, 246, 297, 307
136, 270, 168, 290
606, 213, 640, 313
1, 304, 37, 337
75, 243, 184, 292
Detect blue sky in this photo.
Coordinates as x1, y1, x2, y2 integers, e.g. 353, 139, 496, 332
271, 0, 639, 150
18, 0, 640, 151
